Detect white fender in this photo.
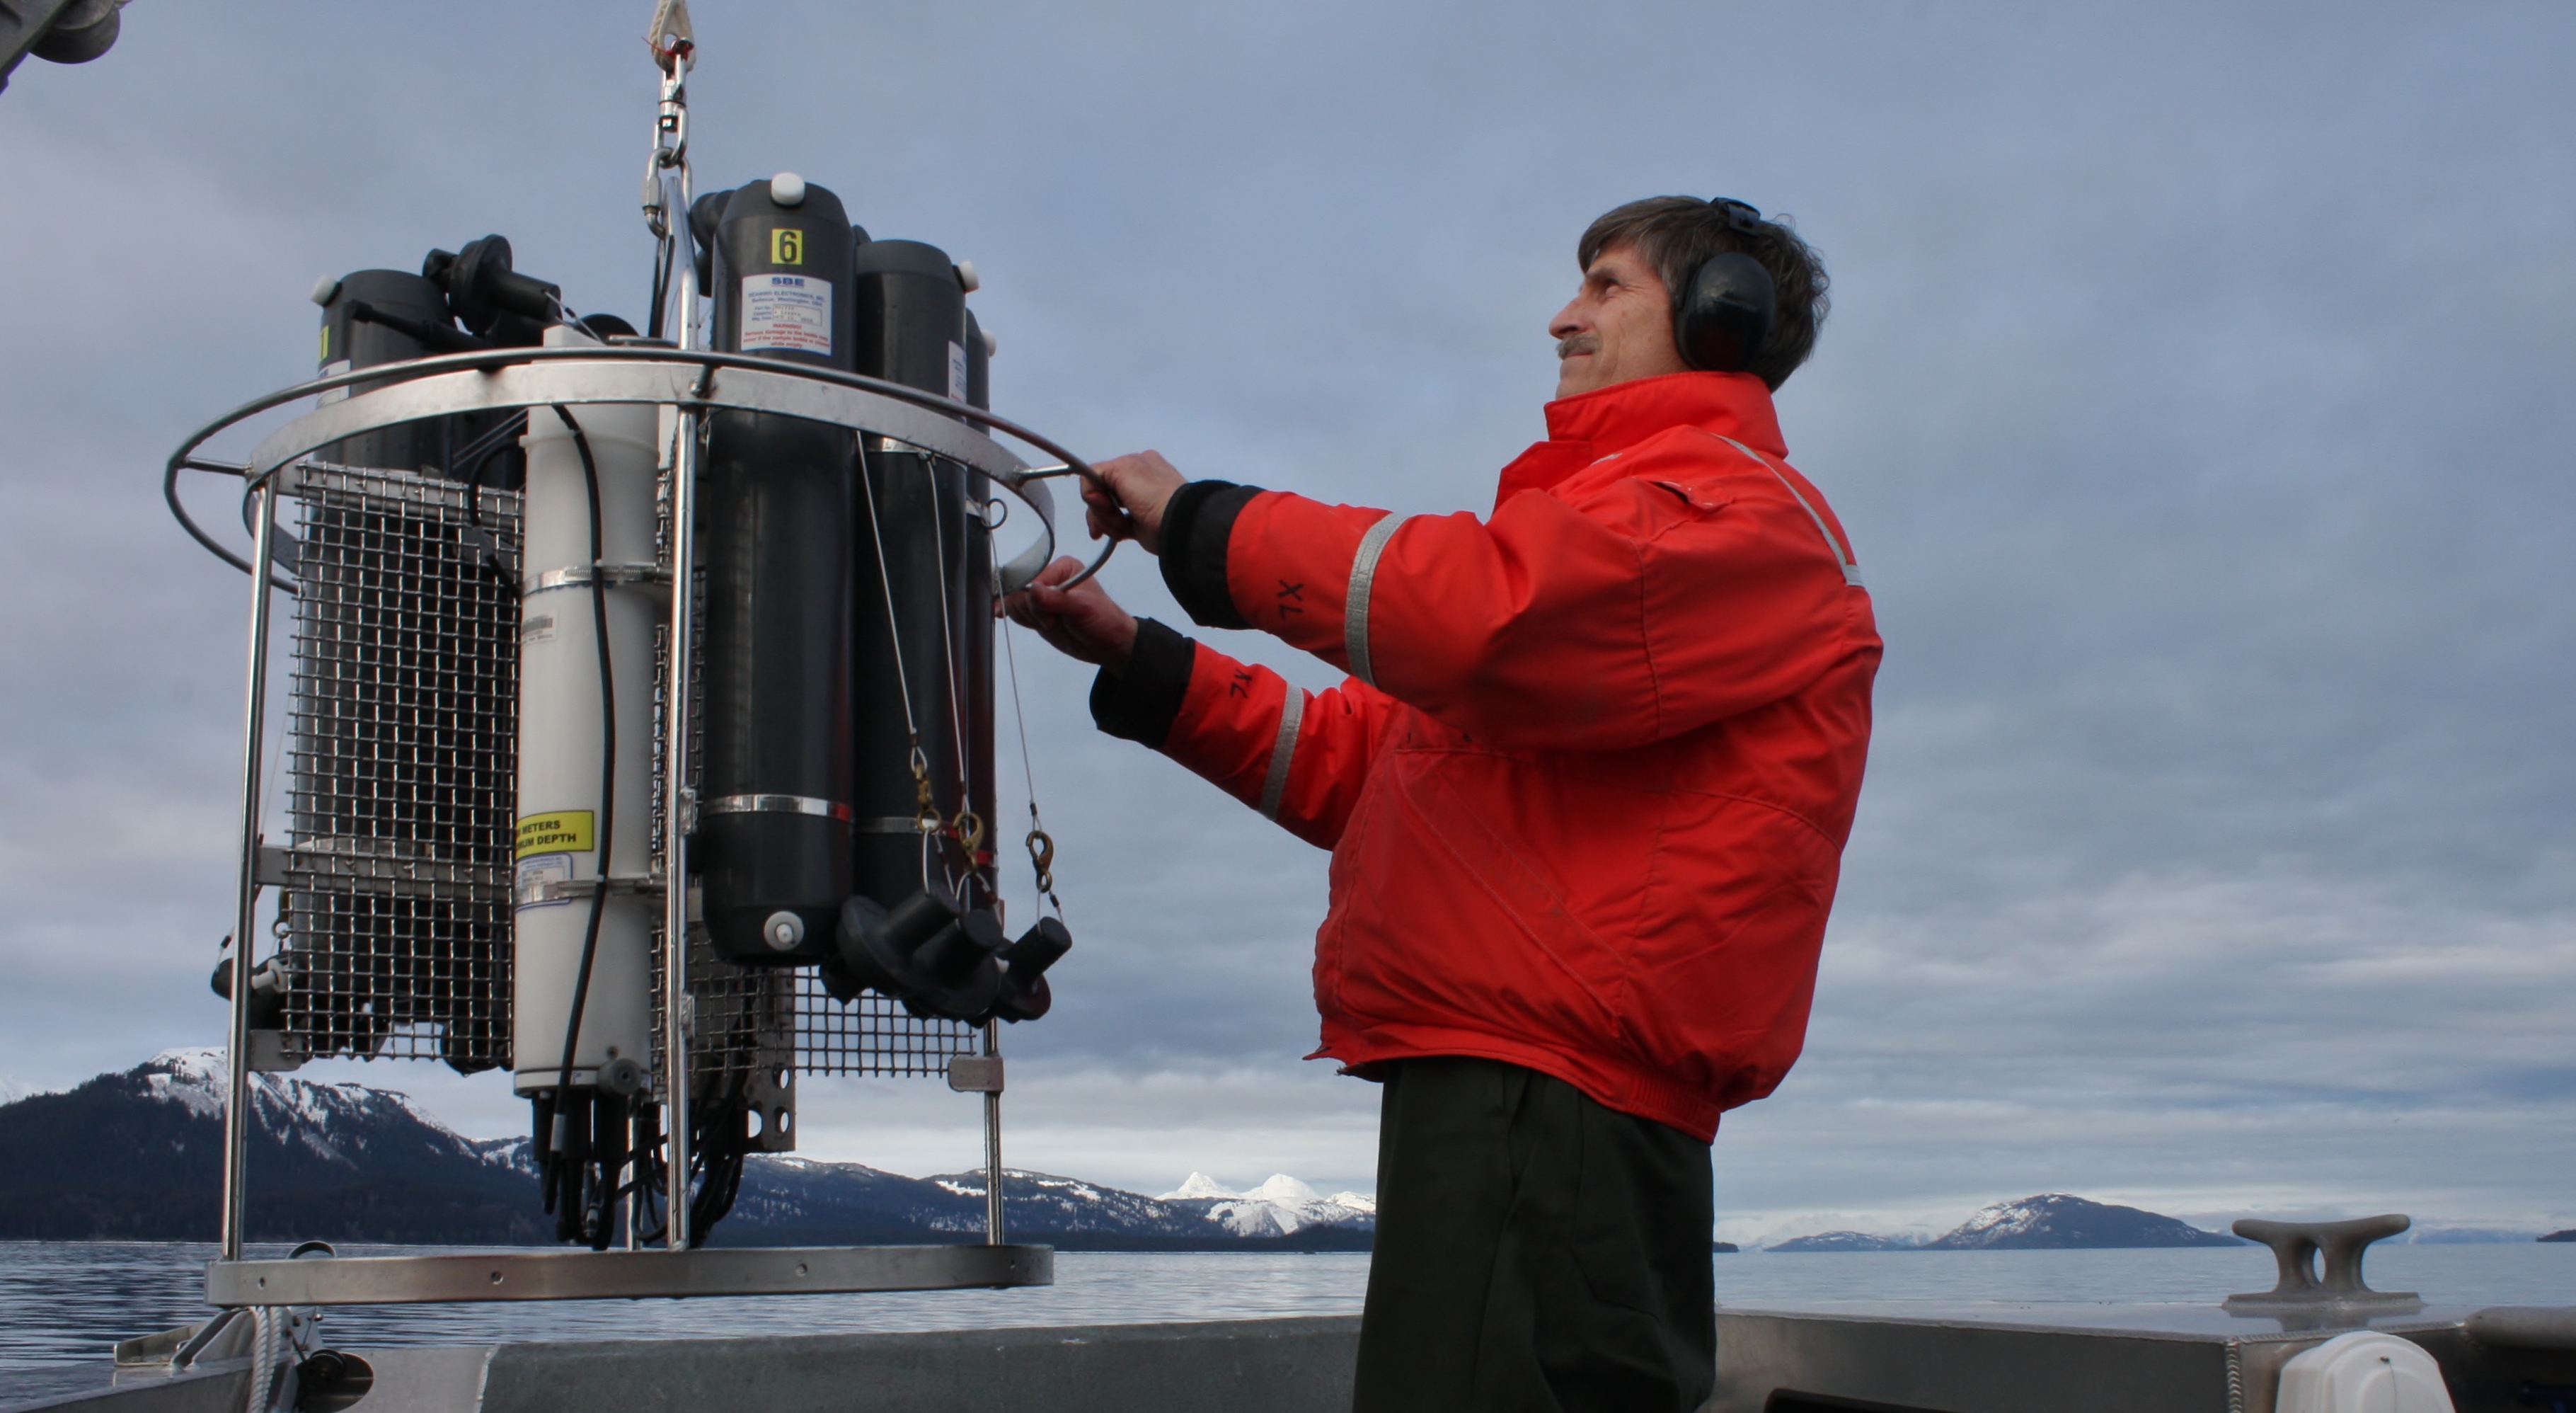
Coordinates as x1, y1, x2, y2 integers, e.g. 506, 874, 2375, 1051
2277, 1331, 2454, 1413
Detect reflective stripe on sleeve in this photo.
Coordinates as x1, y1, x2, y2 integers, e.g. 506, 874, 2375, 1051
1258, 690, 1306, 822
1344, 514, 1405, 687
1720, 437, 1865, 588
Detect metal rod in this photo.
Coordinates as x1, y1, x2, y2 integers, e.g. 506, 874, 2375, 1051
982, 1022, 1004, 1244
220, 481, 283, 1262
660, 151, 699, 1254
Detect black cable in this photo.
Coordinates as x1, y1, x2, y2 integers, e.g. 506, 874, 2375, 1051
453, 411, 529, 583
684, 1071, 750, 1246
546, 403, 619, 1247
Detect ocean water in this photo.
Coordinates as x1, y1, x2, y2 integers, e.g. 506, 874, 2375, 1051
4, 1242, 2570, 1405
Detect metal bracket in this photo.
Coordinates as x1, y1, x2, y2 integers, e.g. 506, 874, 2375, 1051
531, 561, 672, 592
512, 874, 664, 908
946, 1055, 1004, 1094
244, 1030, 304, 1075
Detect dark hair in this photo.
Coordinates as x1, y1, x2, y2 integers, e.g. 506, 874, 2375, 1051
1577, 195, 1829, 390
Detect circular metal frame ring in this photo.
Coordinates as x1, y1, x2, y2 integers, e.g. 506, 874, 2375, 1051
164, 345, 1117, 595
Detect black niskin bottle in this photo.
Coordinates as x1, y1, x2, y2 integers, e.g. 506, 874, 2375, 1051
848, 236, 986, 911
697, 175, 860, 963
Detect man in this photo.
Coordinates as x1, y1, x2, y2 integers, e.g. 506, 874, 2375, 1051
1004, 196, 1879, 1412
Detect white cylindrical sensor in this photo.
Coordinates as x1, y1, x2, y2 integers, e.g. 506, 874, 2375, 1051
512, 326, 665, 1096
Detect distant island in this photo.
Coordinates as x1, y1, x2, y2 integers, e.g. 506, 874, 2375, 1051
1765, 1194, 2244, 1252
2541, 1230, 2576, 1243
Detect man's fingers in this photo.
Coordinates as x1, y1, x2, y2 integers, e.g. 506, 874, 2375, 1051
1028, 554, 1091, 589
1000, 557, 1094, 624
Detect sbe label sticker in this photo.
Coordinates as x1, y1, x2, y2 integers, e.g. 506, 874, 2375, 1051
947, 339, 968, 403
517, 811, 595, 859
514, 852, 575, 909
770, 227, 804, 265
740, 273, 832, 356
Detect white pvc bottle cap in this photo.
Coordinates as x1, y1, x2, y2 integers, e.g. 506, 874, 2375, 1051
309, 275, 342, 307
770, 171, 807, 207
979, 328, 998, 357
954, 259, 980, 292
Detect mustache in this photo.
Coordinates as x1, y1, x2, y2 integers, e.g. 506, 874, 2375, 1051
1556, 333, 1599, 360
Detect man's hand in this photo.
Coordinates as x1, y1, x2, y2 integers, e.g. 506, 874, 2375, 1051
1081, 450, 1188, 554
999, 556, 1140, 670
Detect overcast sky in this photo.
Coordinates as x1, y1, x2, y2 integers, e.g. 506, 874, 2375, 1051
1, 2, 2571, 1245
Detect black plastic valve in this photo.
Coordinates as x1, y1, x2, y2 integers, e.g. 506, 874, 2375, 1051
994, 917, 1071, 1022
422, 235, 560, 340
827, 886, 1024, 1021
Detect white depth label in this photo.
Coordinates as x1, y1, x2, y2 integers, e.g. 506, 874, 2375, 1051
740, 274, 832, 356
947, 340, 968, 403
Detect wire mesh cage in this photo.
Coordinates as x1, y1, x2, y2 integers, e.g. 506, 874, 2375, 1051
797, 973, 982, 1077
268, 453, 985, 1087
276, 462, 522, 1070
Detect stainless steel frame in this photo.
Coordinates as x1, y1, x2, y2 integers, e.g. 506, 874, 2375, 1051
180, 338, 1093, 1290
219, 484, 281, 1263
205, 1244, 1052, 1308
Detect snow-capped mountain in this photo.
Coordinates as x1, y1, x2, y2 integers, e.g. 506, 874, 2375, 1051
132, 1048, 523, 1177
1923, 1194, 2240, 1250
931, 1169, 1204, 1237
1156, 1173, 1377, 1238
0, 1049, 548, 1243
1767, 1230, 1925, 1253
1763, 1194, 2241, 1252
0, 1054, 1376, 1249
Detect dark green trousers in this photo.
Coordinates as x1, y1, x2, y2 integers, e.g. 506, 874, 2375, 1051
1353, 1056, 1716, 1413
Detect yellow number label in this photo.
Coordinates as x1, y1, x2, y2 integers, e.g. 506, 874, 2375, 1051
771, 227, 804, 265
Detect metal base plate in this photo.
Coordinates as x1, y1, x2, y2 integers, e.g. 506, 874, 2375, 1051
206, 1243, 1052, 1307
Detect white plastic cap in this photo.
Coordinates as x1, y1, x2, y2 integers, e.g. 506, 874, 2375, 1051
979, 327, 999, 358
762, 910, 806, 951
309, 275, 341, 307
954, 259, 980, 293
769, 171, 807, 208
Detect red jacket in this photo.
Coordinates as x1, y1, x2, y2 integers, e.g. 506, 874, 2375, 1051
1093, 371, 1880, 1141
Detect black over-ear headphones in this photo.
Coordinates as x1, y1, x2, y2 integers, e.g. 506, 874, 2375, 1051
1675, 198, 1776, 374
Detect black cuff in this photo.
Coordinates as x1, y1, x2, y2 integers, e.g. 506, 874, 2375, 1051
1159, 480, 1262, 630
1089, 618, 1196, 749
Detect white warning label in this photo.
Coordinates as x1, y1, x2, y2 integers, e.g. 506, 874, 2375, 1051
947, 339, 968, 403
740, 273, 832, 356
